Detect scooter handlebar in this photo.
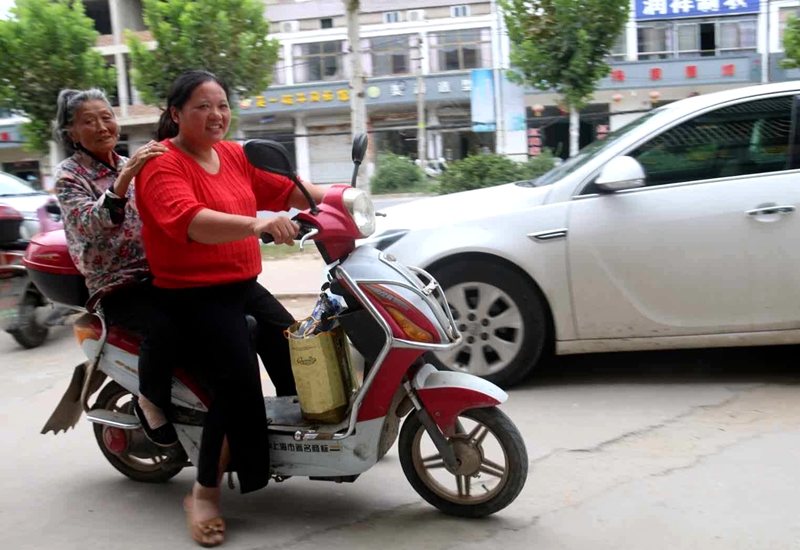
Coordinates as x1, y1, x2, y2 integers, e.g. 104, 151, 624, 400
260, 219, 316, 245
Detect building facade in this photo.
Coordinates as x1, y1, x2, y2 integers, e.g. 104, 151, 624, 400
2, 0, 800, 187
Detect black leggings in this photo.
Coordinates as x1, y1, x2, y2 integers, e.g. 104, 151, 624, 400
101, 281, 174, 410
153, 279, 293, 492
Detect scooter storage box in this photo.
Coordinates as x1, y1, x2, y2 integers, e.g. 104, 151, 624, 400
23, 230, 88, 308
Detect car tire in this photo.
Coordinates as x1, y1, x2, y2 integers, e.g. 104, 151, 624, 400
426, 258, 548, 388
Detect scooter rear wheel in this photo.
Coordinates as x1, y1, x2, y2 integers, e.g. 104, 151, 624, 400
398, 407, 528, 518
92, 382, 187, 483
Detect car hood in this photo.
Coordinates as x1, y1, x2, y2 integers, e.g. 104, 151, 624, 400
369, 182, 552, 236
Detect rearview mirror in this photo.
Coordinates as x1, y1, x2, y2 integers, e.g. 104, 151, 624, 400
243, 139, 319, 214
595, 156, 646, 193
243, 140, 296, 178
352, 133, 368, 164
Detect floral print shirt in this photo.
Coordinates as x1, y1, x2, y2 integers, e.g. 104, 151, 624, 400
55, 150, 150, 295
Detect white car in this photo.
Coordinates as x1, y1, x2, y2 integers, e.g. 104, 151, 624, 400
0, 171, 57, 241
363, 82, 800, 388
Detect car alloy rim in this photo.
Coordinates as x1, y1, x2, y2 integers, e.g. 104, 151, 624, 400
435, 282, 524, 377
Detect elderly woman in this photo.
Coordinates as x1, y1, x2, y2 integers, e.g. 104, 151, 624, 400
52, 89, 176, 445
136, 70, 326, 547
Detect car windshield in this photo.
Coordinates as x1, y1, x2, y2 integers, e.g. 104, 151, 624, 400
517, 109, 666, 188
0, 172, 41, 197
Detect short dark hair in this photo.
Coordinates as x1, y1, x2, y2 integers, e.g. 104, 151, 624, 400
156, 70, 231, 141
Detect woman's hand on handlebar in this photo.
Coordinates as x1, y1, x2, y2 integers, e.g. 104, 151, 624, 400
253, 217, 299, 246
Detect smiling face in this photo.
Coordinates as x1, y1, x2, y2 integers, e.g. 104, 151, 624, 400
69, 100, 119, 158
171, 81, 231, 148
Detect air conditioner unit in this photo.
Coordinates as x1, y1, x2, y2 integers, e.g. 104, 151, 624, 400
280, 20, 299, 33
407, 10, 425, 22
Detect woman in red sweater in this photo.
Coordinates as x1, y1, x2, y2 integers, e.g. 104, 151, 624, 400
136, 70, 325, 547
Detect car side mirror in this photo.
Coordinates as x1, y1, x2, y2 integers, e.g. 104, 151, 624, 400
595, 156, 646, 193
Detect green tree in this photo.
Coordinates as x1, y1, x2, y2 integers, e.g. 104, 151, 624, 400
128, 0, 279, 111
501, 0, 628, 157
0, 0, 116, 153
782, 14, 800, 69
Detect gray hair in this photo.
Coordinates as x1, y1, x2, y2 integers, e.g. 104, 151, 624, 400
53, 89, 113, 154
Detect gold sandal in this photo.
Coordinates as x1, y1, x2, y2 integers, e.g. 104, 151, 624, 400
183, 495, 226, 547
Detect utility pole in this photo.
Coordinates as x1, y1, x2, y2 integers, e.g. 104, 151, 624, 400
414, 36, 427, 167
346, 0, 368, 191
416, 71, 427, 167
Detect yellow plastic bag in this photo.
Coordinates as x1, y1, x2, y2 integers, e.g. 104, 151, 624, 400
286, 322, 357, 424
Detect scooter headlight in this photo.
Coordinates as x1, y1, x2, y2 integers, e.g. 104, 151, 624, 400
342, 188, 376, 238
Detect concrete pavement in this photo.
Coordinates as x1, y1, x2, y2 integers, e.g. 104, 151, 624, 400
3, 325, 800, 549
257, 256, 326, 298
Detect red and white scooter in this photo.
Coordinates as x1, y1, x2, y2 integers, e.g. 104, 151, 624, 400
34, 135, 528, 517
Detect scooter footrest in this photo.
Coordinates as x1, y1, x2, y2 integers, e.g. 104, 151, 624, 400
86, 409, 141, 430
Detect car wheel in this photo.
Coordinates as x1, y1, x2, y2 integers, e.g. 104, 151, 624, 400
427, 259, 547, 388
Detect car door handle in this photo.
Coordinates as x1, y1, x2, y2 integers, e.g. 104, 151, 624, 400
745, 205, 796, 217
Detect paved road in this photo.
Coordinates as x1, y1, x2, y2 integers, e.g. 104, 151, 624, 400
3, 314, 800, 550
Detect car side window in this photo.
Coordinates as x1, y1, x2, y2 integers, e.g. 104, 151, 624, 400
581, 96, 793, 195
630, 96, 793, 188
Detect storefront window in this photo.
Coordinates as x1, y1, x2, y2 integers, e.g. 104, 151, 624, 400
370, 36, 416, 76
273, 49, 286, 86
637, 17, 756, 59
638, 23, 673, 59
293, 41, 345, 83
429, 29, 492, 72
608, 32, 628, 61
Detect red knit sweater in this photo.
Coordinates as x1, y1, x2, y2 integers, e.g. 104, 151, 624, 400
136, 140, 294, 288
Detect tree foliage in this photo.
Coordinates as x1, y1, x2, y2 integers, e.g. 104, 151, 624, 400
0, 0, 116, 153
438, 152, 557, 195
782, 15, 800, 69
500, 0, 628, 110
370, 153, 426, 194
128, 0, 279, 107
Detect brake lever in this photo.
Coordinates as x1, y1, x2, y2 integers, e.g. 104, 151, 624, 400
298, 227, 320, 251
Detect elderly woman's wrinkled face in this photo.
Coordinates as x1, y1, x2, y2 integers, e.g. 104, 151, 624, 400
70, 100, 119, 157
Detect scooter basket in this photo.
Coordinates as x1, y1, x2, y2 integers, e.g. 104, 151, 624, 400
286, 321, 357, 424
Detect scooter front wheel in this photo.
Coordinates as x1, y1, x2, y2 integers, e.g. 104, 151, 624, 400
398, 407, 528, 518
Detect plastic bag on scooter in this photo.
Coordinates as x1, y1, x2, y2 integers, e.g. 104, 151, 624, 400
286, 293, 357, 424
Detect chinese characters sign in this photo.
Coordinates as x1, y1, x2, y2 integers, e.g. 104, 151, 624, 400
636, 0, 759, 20
238, 74, 473, 114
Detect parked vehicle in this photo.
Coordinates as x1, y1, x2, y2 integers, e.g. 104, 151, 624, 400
0, 177, 76, 348
36, 135, 528, 518
363, 82, 800, 388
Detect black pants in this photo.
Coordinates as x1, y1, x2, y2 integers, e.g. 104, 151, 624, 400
152, 279, 294, 493
101, 282, 174, 411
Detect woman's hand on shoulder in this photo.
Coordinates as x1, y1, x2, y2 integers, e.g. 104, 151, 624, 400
122, 140, 169, 179
253, 216, 299, 246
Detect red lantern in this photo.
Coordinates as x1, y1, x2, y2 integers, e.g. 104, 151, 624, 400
649, 90, 661, 103
532, 104, 544, 116
612, 93, 623, 103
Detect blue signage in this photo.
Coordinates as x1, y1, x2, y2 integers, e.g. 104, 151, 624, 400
635, 0, 759, 20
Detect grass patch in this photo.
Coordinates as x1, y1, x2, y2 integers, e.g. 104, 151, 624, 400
260, 242, 321, 261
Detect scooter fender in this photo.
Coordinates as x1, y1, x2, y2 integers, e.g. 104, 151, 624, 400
411, 364, 508, 437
